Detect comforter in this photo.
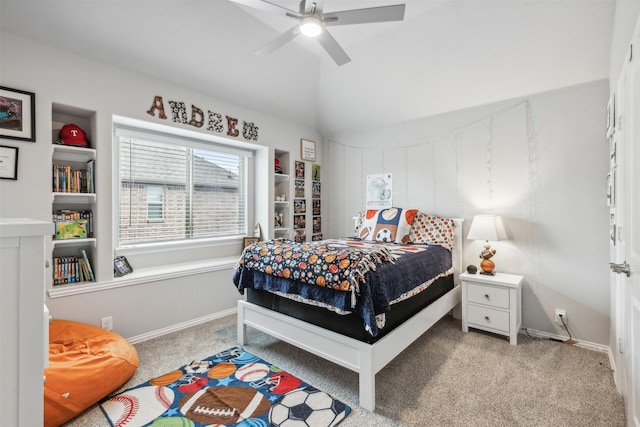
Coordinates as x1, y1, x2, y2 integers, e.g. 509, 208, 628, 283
233, 238, 452, 336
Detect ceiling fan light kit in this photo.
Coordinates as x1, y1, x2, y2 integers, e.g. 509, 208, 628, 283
231, 0, 406, 65
299, 16, 323, 37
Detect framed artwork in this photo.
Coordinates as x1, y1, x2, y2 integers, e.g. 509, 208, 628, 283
607, 171, 615, 207
312, 199, 321, 215
312, 164, 321, 181
294, 199, 306, 213
0, 86, 36, 142
0, 145, 18, 180
301, 138, 316, 162
114, 256, 134, 277
294, 214, 306, 229
606, 93, 615, 138
610, 133, 617, 168
610, 210, 616, 246
295, 161, 305, 178
312, 181, 321, 198
366, 173, 393, 209
295, 179, 305, 197
243, 236, 259, 247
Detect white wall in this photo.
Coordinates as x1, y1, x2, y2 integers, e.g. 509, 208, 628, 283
0, 34, 321, 339
609, 0, 640, 91
325, 80, 611, 345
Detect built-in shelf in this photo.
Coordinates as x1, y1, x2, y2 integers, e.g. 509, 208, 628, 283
52, 238, 97, 248
52, 192, 96, 204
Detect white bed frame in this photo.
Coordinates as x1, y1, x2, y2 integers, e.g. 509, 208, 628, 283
237, 219, 464, 411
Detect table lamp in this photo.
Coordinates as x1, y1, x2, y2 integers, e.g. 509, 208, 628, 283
467, 214, 507, 275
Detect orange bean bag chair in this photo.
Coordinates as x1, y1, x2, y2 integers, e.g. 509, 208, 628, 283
44, 319, 138, 427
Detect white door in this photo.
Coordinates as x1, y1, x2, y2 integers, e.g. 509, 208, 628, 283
613, 21, 640, 426
625, 27, 640, 424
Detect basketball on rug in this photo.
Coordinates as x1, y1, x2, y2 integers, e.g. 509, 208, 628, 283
100, 346, 351, 427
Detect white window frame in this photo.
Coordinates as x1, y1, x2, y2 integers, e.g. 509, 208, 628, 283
113, 116, 256, 262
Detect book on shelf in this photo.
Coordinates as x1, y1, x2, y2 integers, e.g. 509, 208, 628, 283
52, 158, 94, 193
52, 251, 96, 285
80, 249, 95, 282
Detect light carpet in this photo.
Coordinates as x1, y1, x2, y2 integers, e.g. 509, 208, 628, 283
64, 314, 625, 427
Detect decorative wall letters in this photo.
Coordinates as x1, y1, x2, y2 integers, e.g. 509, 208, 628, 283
146, 95, 259, 141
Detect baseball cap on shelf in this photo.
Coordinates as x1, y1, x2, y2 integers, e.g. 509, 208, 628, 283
57, 123, 89, 147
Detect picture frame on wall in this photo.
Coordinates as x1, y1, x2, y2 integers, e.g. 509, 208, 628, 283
0, 145, 19, 180
312, 163, 321, 181
295, 179, 305, 197
295, 161, 305, 179
0, 86, 36, 142
243, 236, 259, 248
301, 138, 316, 162
607, 171, 615, 207
606, 93, 615, 138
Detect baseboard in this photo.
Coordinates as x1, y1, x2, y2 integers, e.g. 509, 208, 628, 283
521, 327, 610, 353
127, 307, 237, 344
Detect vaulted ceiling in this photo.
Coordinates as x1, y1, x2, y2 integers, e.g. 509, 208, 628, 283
0, 0, 615, 138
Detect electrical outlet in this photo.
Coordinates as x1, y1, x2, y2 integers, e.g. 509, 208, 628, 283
554, 309, 567, 325
101, 316, 113, 330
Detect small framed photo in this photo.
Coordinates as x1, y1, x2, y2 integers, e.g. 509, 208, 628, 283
0, 145, 18, 180
295, 179, 305, 197
0, 86, 36, 142
243, 236, 259, 248
114, 256, 133, 277
295, 161, 305, 179
606, 93, 615, 138
312, 164, 321, 181
301, 138, 316, 162
312, 181, 321, 199
607, 171, 615, 207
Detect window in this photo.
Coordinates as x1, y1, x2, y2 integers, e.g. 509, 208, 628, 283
115, 124, 252, 249
146, 185, 164, 222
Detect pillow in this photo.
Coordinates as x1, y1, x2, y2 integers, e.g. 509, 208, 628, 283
356, 207, 418, 243
409, 212, 456, 251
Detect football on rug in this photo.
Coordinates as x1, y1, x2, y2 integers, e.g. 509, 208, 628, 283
100, 346, 351, 427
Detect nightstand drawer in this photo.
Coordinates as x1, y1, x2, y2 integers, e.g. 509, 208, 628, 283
467, 305, 510, 333
467, 283, 509, 309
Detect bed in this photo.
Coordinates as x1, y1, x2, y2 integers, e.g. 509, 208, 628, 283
233, 209, 463, 411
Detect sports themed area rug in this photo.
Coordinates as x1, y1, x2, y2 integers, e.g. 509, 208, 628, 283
100, 346, 351, 427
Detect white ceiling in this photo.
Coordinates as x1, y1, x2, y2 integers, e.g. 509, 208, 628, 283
0, 0, 615, 138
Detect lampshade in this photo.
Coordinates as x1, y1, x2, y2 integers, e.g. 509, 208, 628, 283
467, 215, 507, 241
299, 16, 323, 37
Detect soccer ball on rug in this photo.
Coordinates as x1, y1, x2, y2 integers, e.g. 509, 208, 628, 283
269, 386, 348, 427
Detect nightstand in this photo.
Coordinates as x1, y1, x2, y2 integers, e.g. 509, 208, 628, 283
460, 271, 523, 345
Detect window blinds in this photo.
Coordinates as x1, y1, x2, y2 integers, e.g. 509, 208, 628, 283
116, 126, 250, 247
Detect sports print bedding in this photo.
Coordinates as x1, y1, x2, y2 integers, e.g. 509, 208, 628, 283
233, 237, 453, 337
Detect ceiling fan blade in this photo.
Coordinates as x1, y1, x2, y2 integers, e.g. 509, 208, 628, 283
229, 0, 300, 18
324, 4, 406, 26
317, 30, 351, 66
255, 25, 301, 56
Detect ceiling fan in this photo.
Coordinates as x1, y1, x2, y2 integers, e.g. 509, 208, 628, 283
230, 0, 406, 66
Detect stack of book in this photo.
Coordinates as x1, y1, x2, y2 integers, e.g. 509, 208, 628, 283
52, 159, 94, 193
52, 249, 95, 285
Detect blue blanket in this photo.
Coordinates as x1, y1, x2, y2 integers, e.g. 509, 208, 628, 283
233, 239, 452, 336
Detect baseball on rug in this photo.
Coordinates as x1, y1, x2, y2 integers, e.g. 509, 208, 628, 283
100, 346, 351, 427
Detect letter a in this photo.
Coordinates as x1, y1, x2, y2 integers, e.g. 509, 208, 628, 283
147, 96, 167, 119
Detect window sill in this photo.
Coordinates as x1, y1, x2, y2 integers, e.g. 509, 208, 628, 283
47, 256, 239, 299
